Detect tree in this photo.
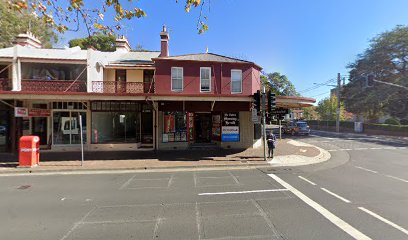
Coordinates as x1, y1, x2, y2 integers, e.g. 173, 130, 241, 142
0, 0, 57, 48
69, 34, 116, 51
302, 106, 319, 120
6, 0, 209, 36
343, 25, 408, 120
261, 72, 299, 96
316, 96, 347, 121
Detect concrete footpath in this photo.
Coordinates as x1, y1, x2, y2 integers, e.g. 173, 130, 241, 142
0, 138, 330, 175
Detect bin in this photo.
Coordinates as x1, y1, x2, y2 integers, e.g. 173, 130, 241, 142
19, 136, 40, 167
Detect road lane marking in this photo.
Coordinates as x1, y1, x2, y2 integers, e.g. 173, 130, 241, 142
60, 206, 98, 240
298, 176, 317, 186
195, 202, 202, 240
268, 174, 372, 240
354, 166, 378, 174
119, 174, 137, 190
250, 199, 280, 236
358, 207, 408, 236
321, 187, 351, 203
228, 171, 241, 185
198, 189, 289, 196
384, 175, 408, 183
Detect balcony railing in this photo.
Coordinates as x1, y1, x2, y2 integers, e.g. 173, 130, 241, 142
0, 78, 11, 91
21, 79, 87, 92
92, 81, 154, 94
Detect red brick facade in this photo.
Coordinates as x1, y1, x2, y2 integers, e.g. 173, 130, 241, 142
154, 59, 261, 96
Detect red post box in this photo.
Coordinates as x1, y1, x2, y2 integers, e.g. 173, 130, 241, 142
19, 136, 40, 168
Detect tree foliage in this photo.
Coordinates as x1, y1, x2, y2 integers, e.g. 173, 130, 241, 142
69, 34, 116, 51
342, 25, 408, 120
302, 106, 319, 120
0, 0, 57, 48
261, 72, 299, 96
6, 0, 209, 36
316, 96, 347, 121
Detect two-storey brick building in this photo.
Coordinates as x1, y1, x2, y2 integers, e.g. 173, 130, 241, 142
0, 27, 314, 155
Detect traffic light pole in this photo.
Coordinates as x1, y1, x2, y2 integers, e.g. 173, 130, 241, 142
262, 86, 267, 161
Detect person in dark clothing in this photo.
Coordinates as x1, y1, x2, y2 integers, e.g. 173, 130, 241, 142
266, 132, 277, 158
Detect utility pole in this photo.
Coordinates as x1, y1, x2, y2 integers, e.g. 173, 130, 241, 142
336, 73, 341, 133
262, 86, 267, 161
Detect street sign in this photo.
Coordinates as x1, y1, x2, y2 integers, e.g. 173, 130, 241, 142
251, 109, 259, 123
271, 108, 289, 115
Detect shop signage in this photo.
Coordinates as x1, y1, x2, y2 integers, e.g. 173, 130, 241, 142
271, 108, 289, 115
251, 109, 259, 123
28, 109, 51, 117
14, 107, 28, 117
221, 112, 240, 142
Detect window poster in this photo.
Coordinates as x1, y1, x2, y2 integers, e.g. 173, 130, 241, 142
187, 112, 194, 142
221, 112, 240, 142
164, 114, 175, 133
212, 114, 221, 140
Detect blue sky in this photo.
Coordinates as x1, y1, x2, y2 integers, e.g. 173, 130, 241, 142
61, 0, 408, 103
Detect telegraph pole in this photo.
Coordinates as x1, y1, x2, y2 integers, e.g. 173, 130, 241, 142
336, 73, 341, 133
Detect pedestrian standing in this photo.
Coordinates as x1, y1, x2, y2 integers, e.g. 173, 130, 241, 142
267, 132, 277, 158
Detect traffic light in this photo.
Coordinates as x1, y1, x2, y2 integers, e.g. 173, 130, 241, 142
267, 91, 276, 113
253, 90, 260, 112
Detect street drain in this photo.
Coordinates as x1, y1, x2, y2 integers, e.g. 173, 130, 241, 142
17, 185, 31, 190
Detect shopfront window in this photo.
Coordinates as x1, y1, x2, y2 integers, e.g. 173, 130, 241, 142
91, 112, 140, 144
53, 111, 86, 145
91, 101, 141, 144
163, 112, 187, 142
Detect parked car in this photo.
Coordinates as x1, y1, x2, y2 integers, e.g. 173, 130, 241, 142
283, 121, 310, 135
0, 126, 6, 136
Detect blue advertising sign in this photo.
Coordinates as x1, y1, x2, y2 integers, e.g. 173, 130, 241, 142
221, 112, 240, 142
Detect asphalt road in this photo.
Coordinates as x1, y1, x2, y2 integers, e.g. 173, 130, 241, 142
0, 131, 407, 240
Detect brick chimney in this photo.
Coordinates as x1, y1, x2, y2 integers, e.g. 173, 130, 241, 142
115, 36, 131, 52
160, 25, 169, 57
14, 32, 42, 48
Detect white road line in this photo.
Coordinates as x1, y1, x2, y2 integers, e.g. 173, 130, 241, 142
119, 174, 136, 190
298, 176, 317, 186
268, 174, 372, 240
228, 172, 241, 185
198, 189, 289, 196
358, 207, 408, 236
321, 187, 351, 203
354, 166, 378, 174
60, 206, 97, 240
195, 202, 202, 240
384, 175, 408, 183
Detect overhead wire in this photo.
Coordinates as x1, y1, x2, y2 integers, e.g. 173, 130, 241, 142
298, 78, 337, 93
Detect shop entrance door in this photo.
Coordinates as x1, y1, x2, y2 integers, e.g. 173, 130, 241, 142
0, 109, 11, 152
141, 112, 153, 144
195, 113, 211, 143
32, 117, 48, 145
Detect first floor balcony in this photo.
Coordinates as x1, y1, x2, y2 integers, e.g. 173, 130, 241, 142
0, 78, 11, 91
92, 81, 154, 94
21, 79, 87, 92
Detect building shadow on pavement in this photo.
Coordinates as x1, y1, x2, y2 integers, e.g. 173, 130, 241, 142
0, 148, 249, 163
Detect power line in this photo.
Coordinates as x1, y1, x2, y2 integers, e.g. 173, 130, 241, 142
298, 78, 336, 93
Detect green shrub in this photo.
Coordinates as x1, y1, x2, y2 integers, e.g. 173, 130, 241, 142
384, 118, 400, 125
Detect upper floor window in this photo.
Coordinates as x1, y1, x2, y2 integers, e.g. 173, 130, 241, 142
200, 67, 211, 92
116, 69, 126, 81
231, 69, 242, 93
171, 67, 183, 92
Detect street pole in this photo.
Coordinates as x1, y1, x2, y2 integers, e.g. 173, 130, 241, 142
336, 73, 341, 133
79, 114, 84, 166
262, 86, 267, 161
